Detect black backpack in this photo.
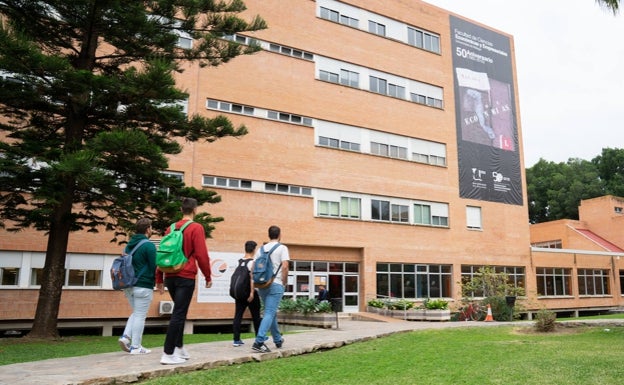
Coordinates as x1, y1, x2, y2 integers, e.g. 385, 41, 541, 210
229, 258, 252, 300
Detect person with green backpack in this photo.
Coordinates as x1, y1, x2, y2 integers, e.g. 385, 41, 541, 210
156, 197, 213, 365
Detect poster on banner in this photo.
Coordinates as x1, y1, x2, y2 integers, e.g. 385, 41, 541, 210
450, 15, 523, 205
196, 251, 242, 303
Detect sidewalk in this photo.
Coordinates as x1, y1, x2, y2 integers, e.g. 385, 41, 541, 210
1, 317, 620, 385
0, 316, 508, 385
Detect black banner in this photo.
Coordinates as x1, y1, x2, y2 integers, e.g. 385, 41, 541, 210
450, 16, 523, 205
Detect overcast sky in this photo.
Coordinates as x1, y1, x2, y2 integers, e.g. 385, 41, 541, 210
424, 0, 624, 167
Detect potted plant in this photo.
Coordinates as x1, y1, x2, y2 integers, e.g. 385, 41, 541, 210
277, 297, 335, 328
366, 298, 387, 315
424, 299, 451, 321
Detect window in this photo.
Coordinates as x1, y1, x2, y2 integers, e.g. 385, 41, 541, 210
371, 199, 390, 221
414, 204, 431, 225
376, 263, 451, 299
318, 200, 339, 217
466, 206, 482, 229
320, 7, 339, 22
202, 175, 252, 190
265, 182, 311, 196
410, 93, 443, 109
531, 240, 563, 249
616, 206, 623, 213
340, 15, 358, 28
0, 267, 19, 285
368, 20, 386, 36
620, 270, 624, 296
319, 70, 339, 84
206, 99, 254, 116
536, 267, 571, 296
267, 110, 313, 126
388, 83, 405, 99
407, 27, 440, 54
578, 269, 610, 296
340, 69, 359, 88
67, 269, 101, 287
461, 265, 526, 297
340, 197, 361, 219
391, 204, 409, 223
369, 76, 387, 95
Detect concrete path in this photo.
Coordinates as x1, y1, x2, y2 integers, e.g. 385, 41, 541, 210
0, 317, 620, 385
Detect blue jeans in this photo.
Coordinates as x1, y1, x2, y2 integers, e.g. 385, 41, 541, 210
122, 286, 154, 348
255, 283, 284, 345
163, 277, 195, 355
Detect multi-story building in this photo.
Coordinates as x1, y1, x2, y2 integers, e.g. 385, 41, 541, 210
2, 0, 620, 334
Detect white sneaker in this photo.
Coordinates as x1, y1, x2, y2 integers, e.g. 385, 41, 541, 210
174, 346, 190, 360
118, 336, 131, 352
160, 353, 186, 365
129, 346, 151, 355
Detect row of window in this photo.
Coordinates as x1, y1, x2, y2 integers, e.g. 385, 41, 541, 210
376, 264, 621, 299
207, 98, 448, 168
318, 2, 441, 54
202, 176, 312, 197
531, 240, 563, 249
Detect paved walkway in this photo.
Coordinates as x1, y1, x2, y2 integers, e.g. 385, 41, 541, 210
1, 317, 621, 385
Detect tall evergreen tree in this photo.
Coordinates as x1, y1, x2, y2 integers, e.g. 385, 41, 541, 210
596, 0, 620, 13
0, 0, 266, 338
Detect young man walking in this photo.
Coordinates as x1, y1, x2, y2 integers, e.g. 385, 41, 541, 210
156, 197, 213, 365
252, 225, 290, 353
118, 217, 157, 354
231, 240, 262, 347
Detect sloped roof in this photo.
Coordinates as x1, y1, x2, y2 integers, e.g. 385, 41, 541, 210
573, 228, 624, 252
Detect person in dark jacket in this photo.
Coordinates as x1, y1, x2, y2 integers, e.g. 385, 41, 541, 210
317, 285, 329, 302
118, 217, 157, 355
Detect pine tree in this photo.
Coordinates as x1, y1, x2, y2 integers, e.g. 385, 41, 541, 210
0, 0, 266, 338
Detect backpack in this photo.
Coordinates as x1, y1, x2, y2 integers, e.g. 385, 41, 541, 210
110, 239, 150, 290
252, 243, 282, 289
229, 258, 252, 300
156, 220, 193, 273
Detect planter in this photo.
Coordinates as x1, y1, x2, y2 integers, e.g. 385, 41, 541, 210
425, 309, 451, 321
366, 306, 388, 316
278, 312, 336, 329
390, 309, 426, 321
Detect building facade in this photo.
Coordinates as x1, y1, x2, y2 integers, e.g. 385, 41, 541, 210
3, 0, 619, 333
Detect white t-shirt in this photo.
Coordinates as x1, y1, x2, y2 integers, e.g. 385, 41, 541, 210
255, 241, 290, 286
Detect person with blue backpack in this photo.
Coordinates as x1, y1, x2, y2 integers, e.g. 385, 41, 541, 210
118, 218, 157, 355
251, 225, 290, 353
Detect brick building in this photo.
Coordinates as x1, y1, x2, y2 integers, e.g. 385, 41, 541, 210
1, 0, 621, 334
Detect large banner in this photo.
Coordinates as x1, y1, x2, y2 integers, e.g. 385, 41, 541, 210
450, 16, 523, 205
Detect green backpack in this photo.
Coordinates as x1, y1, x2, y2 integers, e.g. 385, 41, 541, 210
157, 220, 193, 273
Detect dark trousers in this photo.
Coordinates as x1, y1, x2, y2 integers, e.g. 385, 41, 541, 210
163, 276, 195, 355
233, 291, 261, 341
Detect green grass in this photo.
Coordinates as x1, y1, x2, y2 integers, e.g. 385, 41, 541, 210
0, 332, 253, 366
138, 326, 624, 385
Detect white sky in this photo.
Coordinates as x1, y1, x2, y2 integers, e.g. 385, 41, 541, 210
424, 0, 624, 167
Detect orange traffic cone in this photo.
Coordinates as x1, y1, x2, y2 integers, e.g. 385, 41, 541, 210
484, 304, 494, 322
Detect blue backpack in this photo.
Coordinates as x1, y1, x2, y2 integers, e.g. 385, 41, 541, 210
252, 243, 281, 289
110, 239, 150, 290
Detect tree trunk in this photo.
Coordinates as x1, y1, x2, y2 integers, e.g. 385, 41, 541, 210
28, 193, 74, 339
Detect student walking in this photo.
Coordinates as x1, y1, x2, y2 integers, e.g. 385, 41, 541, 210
156, 198, 213, 365
118, 218, 157, 355
231, 240, 262, 347
252, 225, 290, 353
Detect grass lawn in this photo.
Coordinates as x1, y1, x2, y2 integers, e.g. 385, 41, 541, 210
138, 325, 624, 385
2, 315, 624, 384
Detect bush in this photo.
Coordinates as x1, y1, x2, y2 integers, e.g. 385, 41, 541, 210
484, 296, 511, 321
367, 298, 385, 309
534, 309, 557, 332
386, 299, 415, 310
424, 299, 448, 310
278, 297, 333, 315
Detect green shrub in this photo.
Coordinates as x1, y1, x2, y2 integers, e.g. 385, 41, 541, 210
387, 299, 414, 310
278, 297, 333, 314
367, 298, 386, 309
534, 309, 557, 332
424, 299, 449, 310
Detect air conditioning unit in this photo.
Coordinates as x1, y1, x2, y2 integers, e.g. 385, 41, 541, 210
159, 301, 174, 315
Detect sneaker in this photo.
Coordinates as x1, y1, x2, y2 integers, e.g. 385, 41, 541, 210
160, 353, 186, 365
129, 346, 151, 355
173, 346, 190, 360
275, 338, 284, 349
118, 336, 131, 352
252, 341, 271, 353
232, 340, 245, 347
